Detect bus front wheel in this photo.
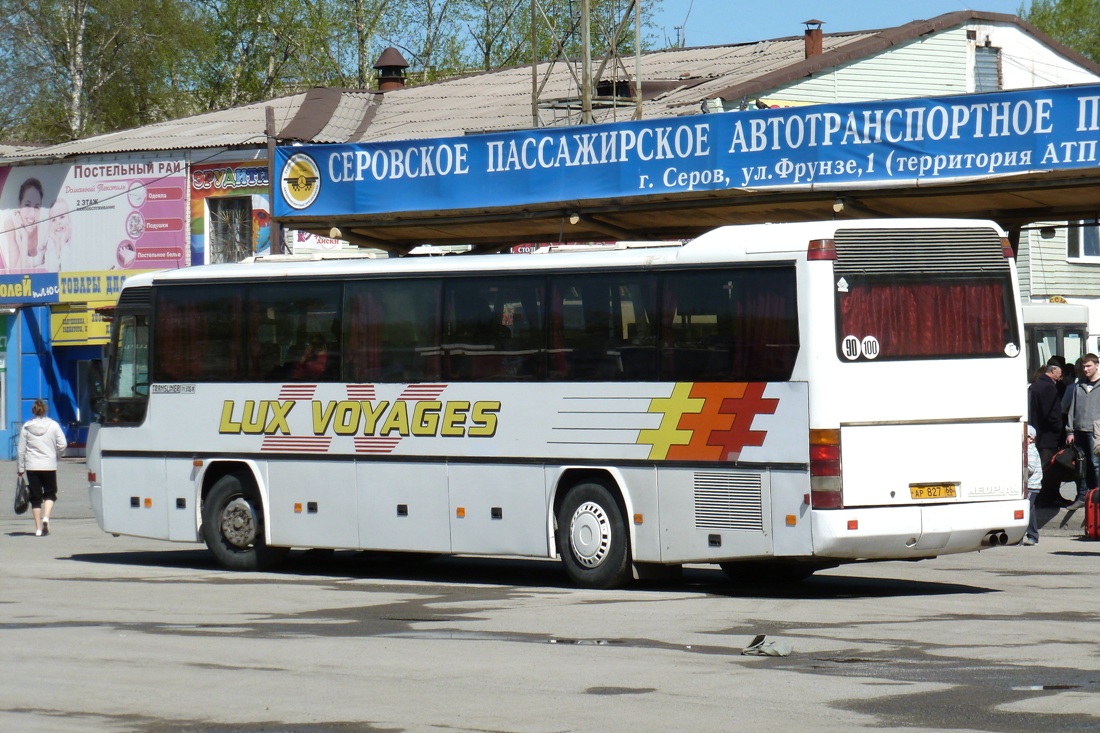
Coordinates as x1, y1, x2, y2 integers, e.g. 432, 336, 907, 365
556, 481, 631, 589
202, 473, 288, 571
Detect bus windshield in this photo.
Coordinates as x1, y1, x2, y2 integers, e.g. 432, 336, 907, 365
105, 312, 150, 423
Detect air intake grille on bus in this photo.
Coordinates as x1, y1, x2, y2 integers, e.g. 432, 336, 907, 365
115, 286, 152, 309
693, 472, 764, 532
833, 227, 1007, 275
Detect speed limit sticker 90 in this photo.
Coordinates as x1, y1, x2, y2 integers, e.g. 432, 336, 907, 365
841, 335, 881, 360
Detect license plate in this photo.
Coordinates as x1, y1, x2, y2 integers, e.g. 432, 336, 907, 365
909, 484, 957, 500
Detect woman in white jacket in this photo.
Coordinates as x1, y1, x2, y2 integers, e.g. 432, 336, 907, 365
17, 399, 67, 536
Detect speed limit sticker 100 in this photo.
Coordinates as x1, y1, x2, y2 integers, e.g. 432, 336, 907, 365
841, 335, 881, 360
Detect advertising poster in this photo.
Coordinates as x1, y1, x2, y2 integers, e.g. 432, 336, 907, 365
50, 304, 112, 345
51, 270, 157, 343
0, 158, 188, 274
190, 162, 272, 263
290, 229, 349, 253
0, 272, 60, 304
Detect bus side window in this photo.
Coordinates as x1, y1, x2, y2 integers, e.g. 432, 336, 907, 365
154, 286, 245, 382
244, 283, 341, 382
443, 276, 545, 381
344, 280, 441, 383
661, 268, 798, 382
549, 274, 655, 381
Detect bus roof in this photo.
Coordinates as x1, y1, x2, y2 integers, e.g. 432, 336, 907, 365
121, 218, 1006, 289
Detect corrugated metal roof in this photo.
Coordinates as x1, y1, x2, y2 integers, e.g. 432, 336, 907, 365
0, 143, 36, 156
4, 10, 1096, 162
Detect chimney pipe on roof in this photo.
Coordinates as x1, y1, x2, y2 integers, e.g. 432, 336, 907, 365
374, 47, 409, 92
803, 19, 824, 59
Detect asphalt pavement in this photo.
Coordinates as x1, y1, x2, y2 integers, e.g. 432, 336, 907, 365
3, 465, 1099, 733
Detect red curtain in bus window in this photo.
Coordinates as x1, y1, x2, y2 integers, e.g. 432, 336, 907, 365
224, 294, 246, 380
155, 299, 203, 380
838, 279, 1007, 358
345, 290, 382, 382
732, 272, 798, 381
548, 283, 569, 378
155, 292, 245, 381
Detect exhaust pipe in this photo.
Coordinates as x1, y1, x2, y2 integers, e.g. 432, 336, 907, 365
982, 530, 1009, 546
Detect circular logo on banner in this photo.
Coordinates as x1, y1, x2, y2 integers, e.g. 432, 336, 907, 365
127, 180, 147, 208
280, 153, 321, 210
126, 211, 145, 239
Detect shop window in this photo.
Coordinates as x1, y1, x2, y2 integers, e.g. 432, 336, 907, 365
208, 197, 253, 264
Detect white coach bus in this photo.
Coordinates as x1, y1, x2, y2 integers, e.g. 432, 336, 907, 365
87, 219, 1029, 588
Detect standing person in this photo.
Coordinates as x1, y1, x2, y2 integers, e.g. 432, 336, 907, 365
1048, 355, 1068, 404
17, 399, 67, 537
1028, 362, 1064, 505
1062, 357, 1083, 419
1066, 353, 1100, 511
1024, 426, 1042, 546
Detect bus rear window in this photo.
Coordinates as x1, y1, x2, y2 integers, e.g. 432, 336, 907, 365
836, 274, 1018, 361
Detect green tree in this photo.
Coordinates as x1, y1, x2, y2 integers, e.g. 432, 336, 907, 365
0, 0, 664, 144
190, 0, 403, 106
0, 0, 198, 143
383, 0, 467, 82
460, 0, 528, 71
458, 0, 661, 73
1021, 0, 1100, 65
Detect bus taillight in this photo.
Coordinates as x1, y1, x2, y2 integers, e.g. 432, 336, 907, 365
807, 238, 837, 260
810, 428, 843, 509
1001, 237, 1015, 259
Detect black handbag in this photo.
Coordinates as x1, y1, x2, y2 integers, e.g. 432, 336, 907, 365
1074, 444, 1088, 481
13, 475, 29, 515
1049, 446, 1079, 481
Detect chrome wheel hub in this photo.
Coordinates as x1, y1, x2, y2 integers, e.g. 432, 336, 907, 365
569, 501, 611, 568
220, 497, 258, 549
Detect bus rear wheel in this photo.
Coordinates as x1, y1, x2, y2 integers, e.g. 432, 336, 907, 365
556, 481, 631, 589
202, 473, 288, 571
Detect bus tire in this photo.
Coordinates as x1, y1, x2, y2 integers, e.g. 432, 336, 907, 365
202, 473, 288, 571
556, 481, 631, 589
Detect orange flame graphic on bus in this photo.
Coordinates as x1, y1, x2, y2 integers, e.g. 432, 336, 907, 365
638, 382, 778, 462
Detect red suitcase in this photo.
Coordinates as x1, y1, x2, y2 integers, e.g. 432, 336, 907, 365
1087, 488, 1100, 540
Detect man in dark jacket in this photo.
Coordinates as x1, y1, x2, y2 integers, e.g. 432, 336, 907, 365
1029, 362, 1064, 505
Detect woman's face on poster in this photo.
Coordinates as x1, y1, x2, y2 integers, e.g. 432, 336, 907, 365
18, 185, 42, 227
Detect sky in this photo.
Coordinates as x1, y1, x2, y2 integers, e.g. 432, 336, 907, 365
651, 1, 1030, 49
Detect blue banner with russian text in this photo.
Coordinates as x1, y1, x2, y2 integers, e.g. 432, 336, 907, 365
273, 85, 1100, 219
0, 273, 59, 304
